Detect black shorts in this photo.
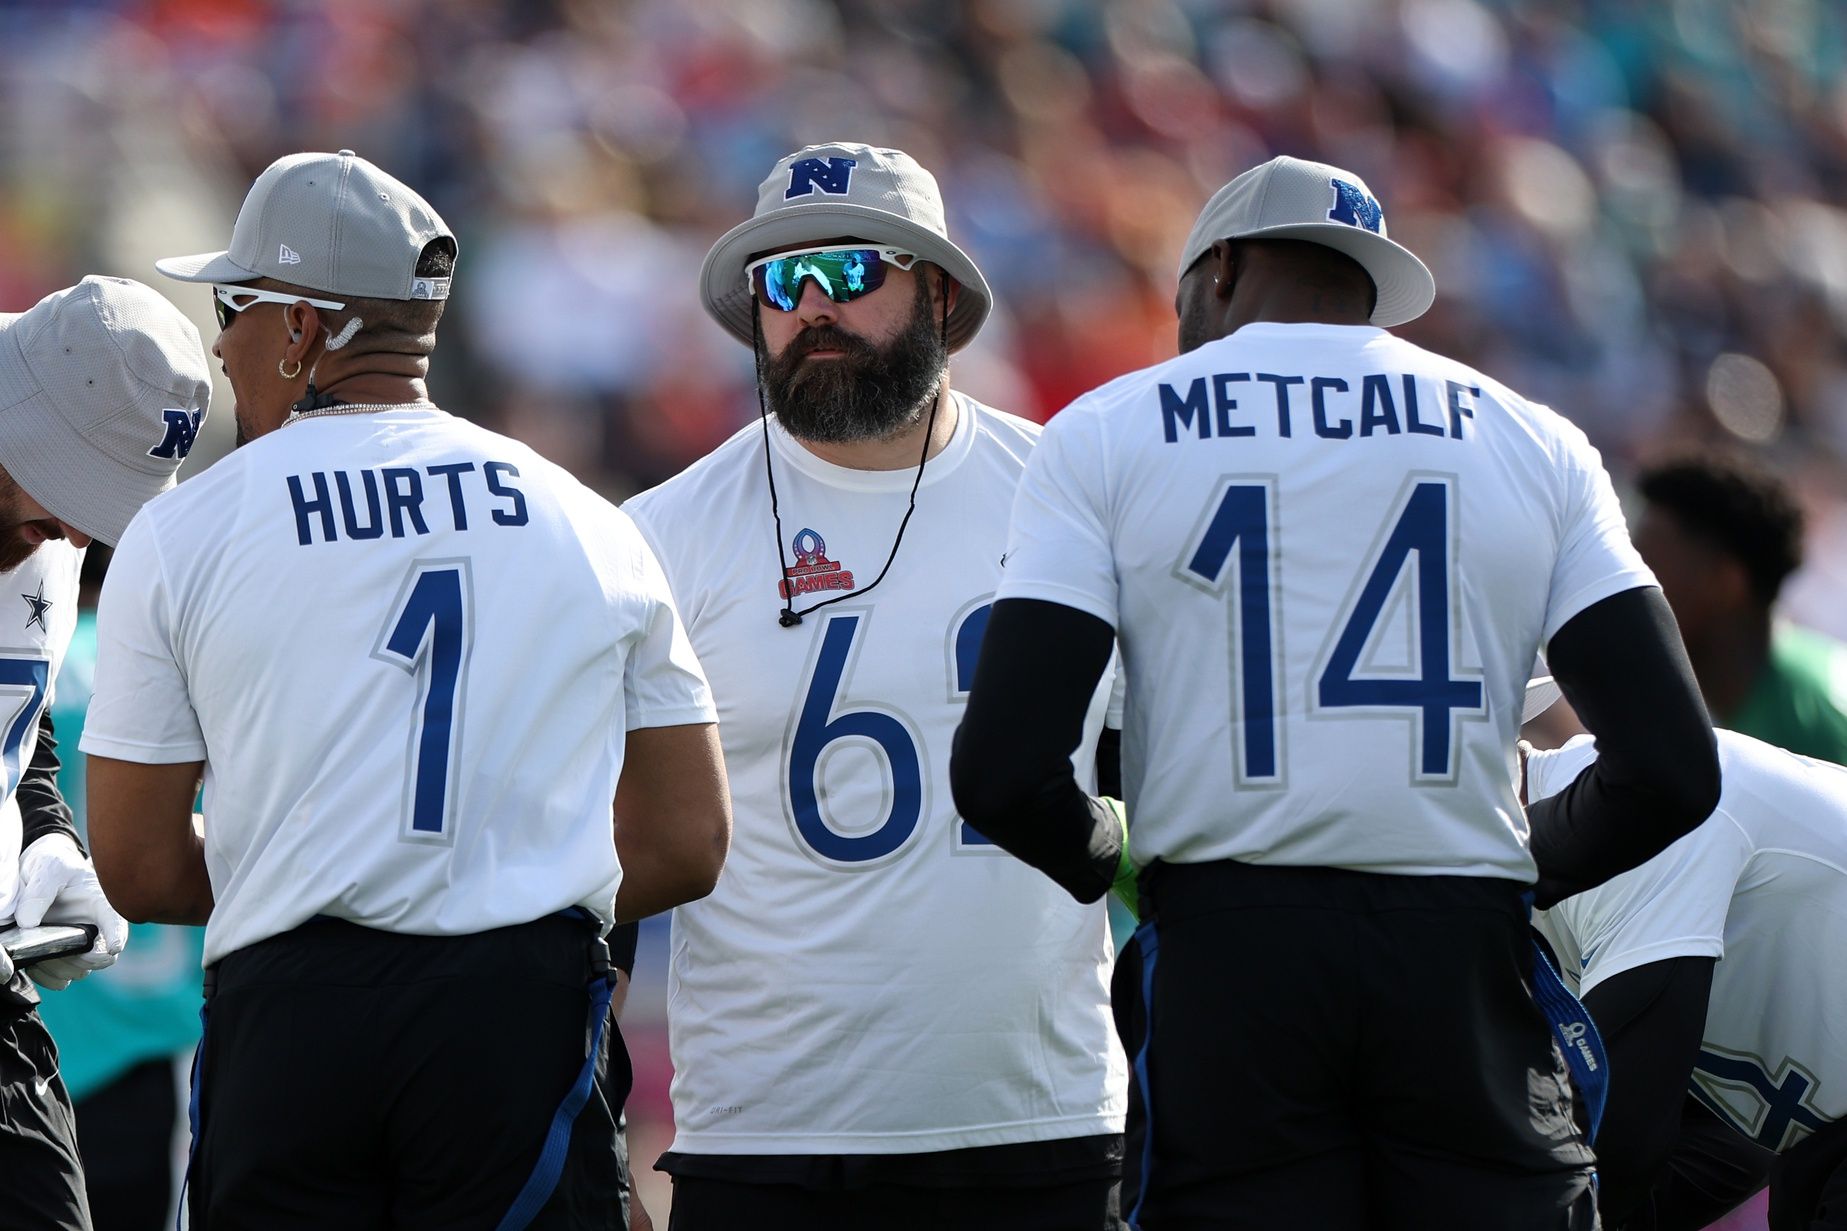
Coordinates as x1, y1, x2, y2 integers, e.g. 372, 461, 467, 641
0, 976, 89, 1231
191, 915, 630, 1231
1118, 859, 1597, 1231
661, 1135, 1123, 1230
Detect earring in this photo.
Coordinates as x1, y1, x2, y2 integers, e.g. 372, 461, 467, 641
278, 357, 303, 380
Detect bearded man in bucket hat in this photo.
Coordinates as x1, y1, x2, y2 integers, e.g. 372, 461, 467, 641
953, 154, 1720, 1228
624, 143, 1128, 1230
0, 273, 211, 1230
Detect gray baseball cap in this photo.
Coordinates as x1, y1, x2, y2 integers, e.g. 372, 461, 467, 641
155, 150, 455, 302
700, 142, 991, 352
0, 276, 212, 545
1180, 155, 1436, 328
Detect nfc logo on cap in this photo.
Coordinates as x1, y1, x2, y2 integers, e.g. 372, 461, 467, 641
1326, 178, 1384, 234
785, 157, 858, 200
148, 408, 204, 461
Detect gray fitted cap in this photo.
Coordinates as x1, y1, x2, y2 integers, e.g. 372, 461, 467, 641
0, 276, 212, 545
701, 142, 991, 352
1180, 155, 1435, 328
156, 150, 454, 302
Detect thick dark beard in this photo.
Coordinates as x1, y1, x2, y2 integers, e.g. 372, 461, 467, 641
760, 279, 948, 445
0, 469, 51, 572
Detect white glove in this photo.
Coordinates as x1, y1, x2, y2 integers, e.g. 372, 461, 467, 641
14, 834, 129, 991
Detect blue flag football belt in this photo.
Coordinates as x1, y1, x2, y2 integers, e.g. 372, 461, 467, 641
1524, 910, 1609, 1144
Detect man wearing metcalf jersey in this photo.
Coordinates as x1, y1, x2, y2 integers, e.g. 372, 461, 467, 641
83, 150, 731, 1230
953, 154, 1720, 1229
625, 142, 1126, 1231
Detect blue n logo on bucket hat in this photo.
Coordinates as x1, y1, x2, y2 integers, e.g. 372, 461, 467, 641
785, 157, 858, 200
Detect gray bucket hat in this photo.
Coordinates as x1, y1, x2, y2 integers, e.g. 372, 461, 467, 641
1180, 155, 1436, 328
700, 143, 992, 352
0, 276, 212, 545
155, 149, 454, 302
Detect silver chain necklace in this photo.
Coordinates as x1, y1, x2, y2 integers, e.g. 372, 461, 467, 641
281, 400, 435, 428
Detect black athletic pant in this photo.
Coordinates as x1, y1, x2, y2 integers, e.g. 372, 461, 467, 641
192, 916, 630, 1230
76, 1056, 184, 1231
663, 1135, 1123, 1231
0, 975, 89, 1231
667, 1174, 1119, 1230
1119, 859, 1598, 1231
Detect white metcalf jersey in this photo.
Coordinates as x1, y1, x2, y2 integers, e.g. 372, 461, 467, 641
626, 396, 1126, 1155
83, 406, 713, 966
1531, 730, 1847, 1152
999, 323, 1655, 880
0, 543, 82, 923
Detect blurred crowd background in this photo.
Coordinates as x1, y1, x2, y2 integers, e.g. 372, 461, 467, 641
4, 0, 1845, 1224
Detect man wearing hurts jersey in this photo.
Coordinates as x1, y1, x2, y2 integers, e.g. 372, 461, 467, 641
953, 154, 1721, 1229
624, 143, 1127, 1230
82, 150, 732, 1230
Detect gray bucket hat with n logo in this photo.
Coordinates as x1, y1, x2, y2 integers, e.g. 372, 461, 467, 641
0, 276, 212, 545
699, 142, 992, 352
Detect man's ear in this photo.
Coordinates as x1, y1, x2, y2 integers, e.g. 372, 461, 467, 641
1211, 241, 1238, 300
281, 301, 322, 367
1712, 556, 1756, 610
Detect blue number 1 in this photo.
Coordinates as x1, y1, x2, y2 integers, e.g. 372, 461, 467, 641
375, 561, 472, 839
1181, 482, 1278, 780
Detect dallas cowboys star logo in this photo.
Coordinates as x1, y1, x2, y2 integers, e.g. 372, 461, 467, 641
22, 581, 51, 633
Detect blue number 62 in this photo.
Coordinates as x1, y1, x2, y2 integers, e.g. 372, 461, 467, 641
785, 603, 995, 866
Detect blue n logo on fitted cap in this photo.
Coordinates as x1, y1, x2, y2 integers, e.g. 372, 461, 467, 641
785, 157, 858, 200
1326, 178, 1385, 234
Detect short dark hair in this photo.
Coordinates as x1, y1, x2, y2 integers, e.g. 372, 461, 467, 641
1638, 451, 1804, 604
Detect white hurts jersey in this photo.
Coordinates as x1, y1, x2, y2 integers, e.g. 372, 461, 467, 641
999, 322, 1655, 881
0, 543, 82, 923
1531, 730, 1847, 1153
82, 406, 713, 967
625, 397, 1126, 1156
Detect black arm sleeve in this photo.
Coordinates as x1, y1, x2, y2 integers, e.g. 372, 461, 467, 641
1096, 726, 1122, 801
606, 921, 638, 977
18, 708, 82, 854
949, 599, 1123, 904
1579, 956, 1717, 1227
1528, 587, 1720, 908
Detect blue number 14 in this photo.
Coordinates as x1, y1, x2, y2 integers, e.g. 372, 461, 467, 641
1183, 478, 1481, 782
374, 560, 473, 840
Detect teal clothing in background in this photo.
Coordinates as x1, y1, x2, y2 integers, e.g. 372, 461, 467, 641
34, 611, 205, 1102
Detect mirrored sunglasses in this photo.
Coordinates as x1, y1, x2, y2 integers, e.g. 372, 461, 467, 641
745, 245, 918, 312
212, 284, 347, 332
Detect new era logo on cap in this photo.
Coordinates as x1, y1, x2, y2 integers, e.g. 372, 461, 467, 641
784, 157, 857, 200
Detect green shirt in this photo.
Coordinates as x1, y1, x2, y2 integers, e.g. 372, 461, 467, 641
1727, 623, 1847, 765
